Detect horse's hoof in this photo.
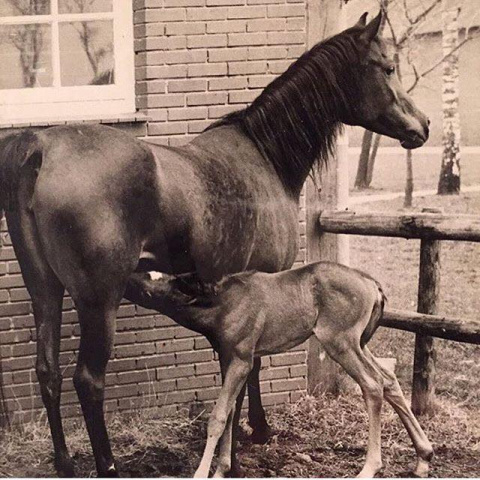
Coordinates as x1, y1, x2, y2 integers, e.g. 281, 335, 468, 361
102, 465, 120, 477
250, 425, 272, 445
410, 471, 429, 478
55, 457, 75, 478
228, 464, 245, 478
411, 457, 430, 478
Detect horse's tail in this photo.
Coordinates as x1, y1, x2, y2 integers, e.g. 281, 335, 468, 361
0, 130, 42, 241
360, 279, 387, 349
0, 130, 42, 427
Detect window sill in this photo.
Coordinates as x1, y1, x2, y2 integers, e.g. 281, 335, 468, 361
0, 112, 149, 129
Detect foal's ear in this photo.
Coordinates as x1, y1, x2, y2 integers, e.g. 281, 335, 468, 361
359, 10, 383, 43
353, 12, 368, 29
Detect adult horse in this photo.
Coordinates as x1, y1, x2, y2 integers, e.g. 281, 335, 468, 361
0, 11, 428, 478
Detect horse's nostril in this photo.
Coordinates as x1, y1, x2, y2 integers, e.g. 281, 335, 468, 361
424, 122, 430, 139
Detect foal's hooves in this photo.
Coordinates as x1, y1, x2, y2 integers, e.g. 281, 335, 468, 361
250, 425, 273, 445
410, 471, 429, 478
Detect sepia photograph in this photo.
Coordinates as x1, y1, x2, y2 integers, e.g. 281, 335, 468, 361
0, 0, 479, 477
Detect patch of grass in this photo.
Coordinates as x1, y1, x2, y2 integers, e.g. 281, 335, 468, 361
0, 406, 207, 478
2, 393, 479, 478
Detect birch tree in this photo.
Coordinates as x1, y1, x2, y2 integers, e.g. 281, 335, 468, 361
438, 1, 461, 194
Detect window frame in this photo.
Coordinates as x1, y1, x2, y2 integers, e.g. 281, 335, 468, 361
0, 0, 135, 121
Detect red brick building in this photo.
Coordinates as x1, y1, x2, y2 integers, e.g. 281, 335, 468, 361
0, 0, 311, 424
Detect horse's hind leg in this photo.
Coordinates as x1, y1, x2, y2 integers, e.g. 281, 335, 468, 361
6, 212, 73, 476
364, 348, 433, 477
317, 333, 385, 478
247, 357, 271, 444
73, 298, 120, 477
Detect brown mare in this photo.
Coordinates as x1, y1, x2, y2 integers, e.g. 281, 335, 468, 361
125, 266, 433, 478
0, 11, 429, 478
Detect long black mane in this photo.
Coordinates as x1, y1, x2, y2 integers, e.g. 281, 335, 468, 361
208, 27, 364, 193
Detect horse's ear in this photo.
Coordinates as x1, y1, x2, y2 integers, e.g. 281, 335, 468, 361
353, 12, 368, 29
360, 10, 383, 43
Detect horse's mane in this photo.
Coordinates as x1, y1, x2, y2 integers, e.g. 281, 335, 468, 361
207, 27, 364, 191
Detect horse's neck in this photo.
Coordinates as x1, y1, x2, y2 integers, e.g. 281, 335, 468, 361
231, 43, 349, 194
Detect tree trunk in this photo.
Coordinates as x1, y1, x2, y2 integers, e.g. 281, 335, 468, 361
366, 133, 381, 186
355, 130, 373, 189
404, 149, 414, 207
438, 2, 461, 195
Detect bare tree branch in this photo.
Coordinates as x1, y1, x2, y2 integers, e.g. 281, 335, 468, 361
397, 0, 442, 47
383, 7, 399, 47
406, 29, 479, 93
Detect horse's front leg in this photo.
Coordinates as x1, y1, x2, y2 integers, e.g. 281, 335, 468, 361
212, 356, 236, 478
195, 356, 252, 478
212, 410, 235, 478
248, 357, 271, 444
73, 299, 120, 477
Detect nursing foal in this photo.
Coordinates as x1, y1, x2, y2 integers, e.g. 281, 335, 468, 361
126, 262, 433, 478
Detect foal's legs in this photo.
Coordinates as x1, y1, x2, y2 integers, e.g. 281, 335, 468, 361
213, 409, 235, 478
194, 356, 252, 478
318, 336, 385, 478
212, 358, 239, 478
364, 348, 433, 477
6, 211, 73, 477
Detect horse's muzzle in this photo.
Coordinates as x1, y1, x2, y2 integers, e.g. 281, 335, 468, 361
400, 121, 429, 149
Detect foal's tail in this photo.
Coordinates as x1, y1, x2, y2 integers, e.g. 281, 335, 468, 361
360, 279, 387, 349
0, 130, 42, 245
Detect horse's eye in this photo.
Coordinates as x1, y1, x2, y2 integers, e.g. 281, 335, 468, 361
386, 65, 395, 76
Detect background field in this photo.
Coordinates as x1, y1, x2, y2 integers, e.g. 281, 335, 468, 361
1, 149, 479, 477
348, 148, 480, 193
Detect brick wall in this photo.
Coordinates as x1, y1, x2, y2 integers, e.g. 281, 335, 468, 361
0, 0, 309, 424
134, 0, 307, 147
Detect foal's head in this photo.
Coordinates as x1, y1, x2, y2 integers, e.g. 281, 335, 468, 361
334, 12, 429, 148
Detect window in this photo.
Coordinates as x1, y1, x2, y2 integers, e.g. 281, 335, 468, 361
0, 0, 135, 122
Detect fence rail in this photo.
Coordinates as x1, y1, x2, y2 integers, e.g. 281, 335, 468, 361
319, 209, 480, 241
382, 308, 480, 344
318, 208, 480, 415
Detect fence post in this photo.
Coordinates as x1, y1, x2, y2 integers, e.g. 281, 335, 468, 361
412, 208, 442, 415
306, 0, 349, 394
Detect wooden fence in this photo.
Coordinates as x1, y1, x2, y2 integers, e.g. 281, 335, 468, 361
318, 208, 480, 415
